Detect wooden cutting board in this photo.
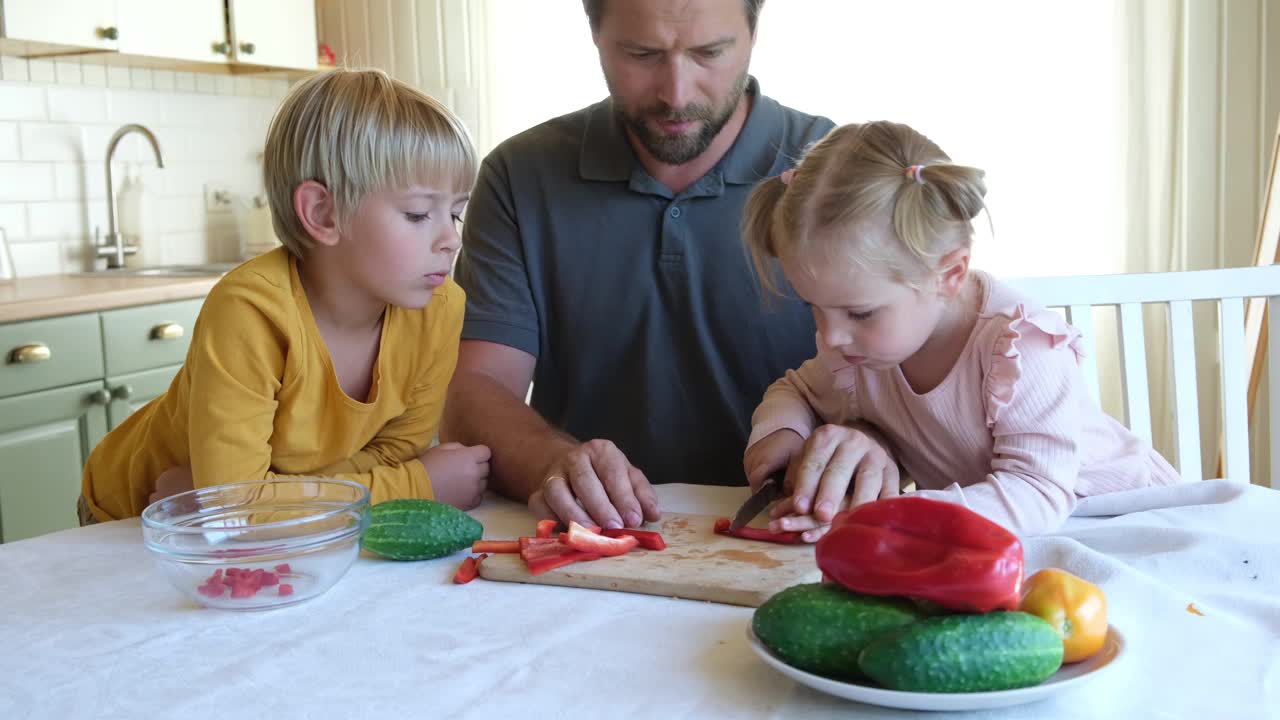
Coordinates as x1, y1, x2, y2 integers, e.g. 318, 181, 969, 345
477, 513, 821, 607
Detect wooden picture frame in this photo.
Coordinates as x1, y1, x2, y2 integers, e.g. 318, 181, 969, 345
1230, 116, 1280, 477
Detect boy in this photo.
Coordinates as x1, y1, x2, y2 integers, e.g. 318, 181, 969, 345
80, 68, 489, 521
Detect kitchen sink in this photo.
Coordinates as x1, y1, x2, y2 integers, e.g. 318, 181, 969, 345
80, 262, 239, 278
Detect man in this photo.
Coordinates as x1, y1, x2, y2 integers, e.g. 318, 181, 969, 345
445, 0, 884, 530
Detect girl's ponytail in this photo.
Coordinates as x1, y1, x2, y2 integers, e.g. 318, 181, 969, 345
893, 162, 987, 266
742, 174, 791, 296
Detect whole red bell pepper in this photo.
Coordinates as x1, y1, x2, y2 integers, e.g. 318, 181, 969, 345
815, 496, 1024, 613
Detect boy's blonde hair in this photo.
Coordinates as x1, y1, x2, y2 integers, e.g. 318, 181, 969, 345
263, 68, 478, 258
743, 121, 987, 294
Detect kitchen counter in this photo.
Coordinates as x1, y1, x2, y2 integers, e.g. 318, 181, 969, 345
0, 273, 219, 323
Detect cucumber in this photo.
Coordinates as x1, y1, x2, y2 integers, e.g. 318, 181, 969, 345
858, 611, 1064, 692
361, 498, 482, 561
752, 583, 926, 680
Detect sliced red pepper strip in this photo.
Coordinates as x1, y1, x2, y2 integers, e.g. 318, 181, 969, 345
601, 528, 666, 550
453, 553, 489, 584
472, 540, 521, 554
519, 536, 560, 551
713, 516, 804, 544
815, 496, 1024, 613
535, 519, 560, 538
526, 550, 601, 575
521, 542, 579, 562
561, 521, 638, 556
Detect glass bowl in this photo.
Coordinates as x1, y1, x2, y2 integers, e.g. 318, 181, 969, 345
141, 478, 370, 610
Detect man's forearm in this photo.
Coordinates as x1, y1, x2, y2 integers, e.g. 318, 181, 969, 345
441, 372, 577, 501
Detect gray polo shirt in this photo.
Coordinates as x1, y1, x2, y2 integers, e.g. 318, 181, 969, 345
455, 78, 835, 487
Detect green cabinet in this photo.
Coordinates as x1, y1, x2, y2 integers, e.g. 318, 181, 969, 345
0, 381, 108, 543
0, 298, 201, 542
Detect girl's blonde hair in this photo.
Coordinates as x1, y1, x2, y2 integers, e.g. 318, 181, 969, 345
263, 68, 478, 258
743, 121, 987, 294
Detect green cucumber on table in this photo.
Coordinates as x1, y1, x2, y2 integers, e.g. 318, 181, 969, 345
362, 498, 482, 561
857, 611, 1064, 692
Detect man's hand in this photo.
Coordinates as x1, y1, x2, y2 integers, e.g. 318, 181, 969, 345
527, 439, 661, 529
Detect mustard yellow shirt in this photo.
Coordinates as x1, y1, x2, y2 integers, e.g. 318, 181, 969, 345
82, 247, 463, 521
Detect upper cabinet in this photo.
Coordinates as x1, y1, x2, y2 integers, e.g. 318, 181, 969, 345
0, 0, 317, 72
0, 0, 120, 51
229, 0, 316, 70
116, 0, 229, 65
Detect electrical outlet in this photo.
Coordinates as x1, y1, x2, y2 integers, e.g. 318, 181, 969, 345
204, 184, 234, 213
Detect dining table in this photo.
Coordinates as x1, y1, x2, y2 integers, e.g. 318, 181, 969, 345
2, 480, 1277, 719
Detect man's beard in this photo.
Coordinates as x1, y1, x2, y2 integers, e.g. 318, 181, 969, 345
611, 70, 749, 166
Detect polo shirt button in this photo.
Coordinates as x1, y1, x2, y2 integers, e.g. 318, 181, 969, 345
669, 206, 682, 219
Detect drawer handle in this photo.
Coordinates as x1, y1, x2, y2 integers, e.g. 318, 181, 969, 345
151, 322, 185, 341
111, 384, 133, 400
8, 343, 52, 364
89, 388, 111, 405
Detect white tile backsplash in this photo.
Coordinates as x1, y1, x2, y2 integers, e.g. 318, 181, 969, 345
47, 86, 108, 123
0, 123, 18, 161
0, 57, 283, 277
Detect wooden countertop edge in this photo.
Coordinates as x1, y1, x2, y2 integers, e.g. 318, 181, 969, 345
0, 276, 220, 323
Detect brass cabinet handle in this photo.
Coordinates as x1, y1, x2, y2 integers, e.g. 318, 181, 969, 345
239, 42, 256, 55
151, 322, 185, 340
98, 26, 119, 40
9, 343, 51, 364
89, 388, 111, 405
213, 41, 231, 55
111, 384, 133, 400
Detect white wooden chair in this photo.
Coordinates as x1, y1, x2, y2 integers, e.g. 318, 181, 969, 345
1004, 265, 1280, 488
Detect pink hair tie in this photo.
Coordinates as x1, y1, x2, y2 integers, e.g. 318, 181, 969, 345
905, 165, 926, 184
779, 168, 796, 186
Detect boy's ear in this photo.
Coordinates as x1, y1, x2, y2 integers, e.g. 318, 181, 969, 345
293, 180, 340, 247
936, 247, 971, 298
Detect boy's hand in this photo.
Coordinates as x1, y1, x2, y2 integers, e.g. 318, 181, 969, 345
150, 465, 194, 504
421, 442, 490, 510
768, 423, 899, 543
743, 429, 805, 491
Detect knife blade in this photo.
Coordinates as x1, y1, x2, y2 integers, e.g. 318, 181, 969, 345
729, 473, 784, 530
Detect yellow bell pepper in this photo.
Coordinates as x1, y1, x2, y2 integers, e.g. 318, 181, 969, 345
1019, 568, 1108, 663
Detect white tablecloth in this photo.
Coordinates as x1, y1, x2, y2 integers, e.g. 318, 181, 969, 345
2, 481, 1278, 719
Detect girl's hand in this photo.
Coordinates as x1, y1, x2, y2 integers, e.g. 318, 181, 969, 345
743, 429, 805, 491
770, 423, 900, 542
420, 442, 490, 510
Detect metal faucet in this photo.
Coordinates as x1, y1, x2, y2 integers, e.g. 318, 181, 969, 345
96, 124, 165, 269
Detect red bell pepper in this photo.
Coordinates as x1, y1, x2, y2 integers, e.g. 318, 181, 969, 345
601, 528, 666, 550
526, 549, 601, 575
815, 496, 1024, 613
535, 519, 560, 538
713, 517, 804, 544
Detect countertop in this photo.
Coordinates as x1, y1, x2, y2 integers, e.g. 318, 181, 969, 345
0, 273, 219, 323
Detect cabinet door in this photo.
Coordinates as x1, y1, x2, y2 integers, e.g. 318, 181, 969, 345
229, 0, 316, 70
0, 381, 109, 543
1, 0, 119, 50
115, 0, 228, 64
106, 364, 178, 429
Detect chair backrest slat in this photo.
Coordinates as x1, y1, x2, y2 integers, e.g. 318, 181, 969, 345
1117, 302, 1153, 445
1219, 297, 1250, 482
1167, 300, 1202, 480
1004, 263, 1280, 486
1066, 305, 1102, 404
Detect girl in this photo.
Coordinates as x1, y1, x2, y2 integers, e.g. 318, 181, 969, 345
741, 121, 1179, 539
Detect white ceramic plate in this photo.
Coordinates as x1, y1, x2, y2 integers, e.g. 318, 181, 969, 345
747, 623, 1124, 712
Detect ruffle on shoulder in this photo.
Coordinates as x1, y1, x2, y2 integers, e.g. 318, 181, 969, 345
984, 305, 1084, 427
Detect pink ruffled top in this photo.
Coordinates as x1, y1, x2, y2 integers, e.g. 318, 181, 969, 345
746, 271, 1181, 536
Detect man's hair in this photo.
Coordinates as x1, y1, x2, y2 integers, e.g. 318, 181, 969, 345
582, 0, 765, 34
262, 68, 477, 258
